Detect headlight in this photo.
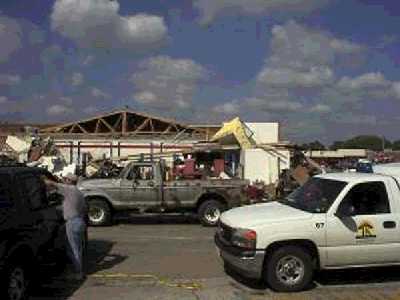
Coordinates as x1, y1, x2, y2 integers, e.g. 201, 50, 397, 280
231, 228, 257, 249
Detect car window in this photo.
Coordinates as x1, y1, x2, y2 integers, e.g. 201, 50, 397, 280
127, 166, 154, 181
19, 173, 47, 210
281, 178, 347, 213
341, 181, 390, 215
0, 174, 13, 207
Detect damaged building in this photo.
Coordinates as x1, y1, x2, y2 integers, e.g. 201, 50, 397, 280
39, 109, 208, 164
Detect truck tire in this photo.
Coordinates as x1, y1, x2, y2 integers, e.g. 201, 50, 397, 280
198, 200, 226, 227
88, 199, 112, 226
1, 260, 29, 300
264, 246, 313, 292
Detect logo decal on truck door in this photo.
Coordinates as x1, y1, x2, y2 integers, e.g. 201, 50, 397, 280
315, 222, 324, 229
356, 221, 376, 239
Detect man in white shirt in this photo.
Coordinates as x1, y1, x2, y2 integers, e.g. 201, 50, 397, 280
43, 173, 87, 280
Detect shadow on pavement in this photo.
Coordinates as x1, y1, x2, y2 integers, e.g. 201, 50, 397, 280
114, 213, 200, 225
30, 239, 127, 300
316, 266, 400, 286
224, 263, 267, 291
225, 264, 400, 293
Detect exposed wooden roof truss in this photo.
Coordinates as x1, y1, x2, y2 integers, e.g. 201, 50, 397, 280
40, 109, 201, 137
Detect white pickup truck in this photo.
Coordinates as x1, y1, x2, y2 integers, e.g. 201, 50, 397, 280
215, 172, 400, 292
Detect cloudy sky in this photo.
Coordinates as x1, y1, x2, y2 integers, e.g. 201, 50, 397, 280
0, 0, 400, 143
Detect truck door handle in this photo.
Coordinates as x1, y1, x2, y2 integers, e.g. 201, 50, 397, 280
383, 221, 396, 228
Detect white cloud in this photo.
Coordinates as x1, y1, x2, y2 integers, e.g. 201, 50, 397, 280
194, 0, 330, 25
83, 55, 94, 66
0, 96, 8, 104
267, 21, 363, 71
71, 72, 84, 86
47, 104, 74, 116
0, 16, 22, 62
245, 97, 303, 112
83, 106, 98, 115
0, 74, 21, 85
337, 72, 390, 90
332, 114, 377, 125
91, 87, 110, 99
51, 0, 167, 50
392, 82, 400, 99
237, 20, 380, 140
336, 72, 400, 100
60, 96, 73, 105
258, 66, 334, 88
330, 38, 364, 54
134, 91, 159, 105
132, 56, 208, 109
310, 104, 331, 113
214, 102, 240, 114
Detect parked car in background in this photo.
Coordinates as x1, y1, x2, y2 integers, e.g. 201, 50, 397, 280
0, 165, 67, 300
79, 160, 250, 226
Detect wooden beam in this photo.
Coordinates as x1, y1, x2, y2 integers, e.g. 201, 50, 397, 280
162, 124, 173, 134
113, 114, 122, 131
95, 120, 100, 133
133, 118, 150, 133
68, 124, 76, 133
76, 123, 88, 134
149, 119, 154, 132
99, 118, 115, 133
122, 112, 127, 134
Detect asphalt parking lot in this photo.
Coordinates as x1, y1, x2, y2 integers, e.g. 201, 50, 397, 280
31, 216, 400, 300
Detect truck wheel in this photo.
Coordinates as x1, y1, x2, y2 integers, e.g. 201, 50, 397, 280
264, 246, 313, 292
1, 261, 29, 300
198, 200, 226, 227
88, 199, 112, 226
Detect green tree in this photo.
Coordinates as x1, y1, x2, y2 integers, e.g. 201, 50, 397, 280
300, 140, 326, 150
330, 140, 344, 150
392, 140, 400, 150
334, 135, 392, 151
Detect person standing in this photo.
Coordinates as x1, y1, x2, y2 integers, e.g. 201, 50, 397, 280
43, 173, 87, 280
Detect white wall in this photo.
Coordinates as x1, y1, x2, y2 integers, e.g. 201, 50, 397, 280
241, 148, 289, 185
304, 149, 368, 158
245, 123, 279, 144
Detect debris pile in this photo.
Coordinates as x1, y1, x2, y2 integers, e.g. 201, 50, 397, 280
85, 159, 124, 179
2, 135, 72, 176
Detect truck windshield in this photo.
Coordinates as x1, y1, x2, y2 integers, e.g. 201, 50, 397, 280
280, 178, 347, 213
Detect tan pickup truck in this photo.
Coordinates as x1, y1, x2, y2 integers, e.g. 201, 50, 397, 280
79, 161, 250, 226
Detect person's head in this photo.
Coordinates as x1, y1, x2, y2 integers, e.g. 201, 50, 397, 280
63, 173, 78, 185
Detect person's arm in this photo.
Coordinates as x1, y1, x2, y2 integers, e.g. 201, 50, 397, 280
41, 176, 66, 194
41, 176, 58, 189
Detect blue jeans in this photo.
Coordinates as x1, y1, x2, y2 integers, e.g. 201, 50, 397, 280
66, 217, 86, 274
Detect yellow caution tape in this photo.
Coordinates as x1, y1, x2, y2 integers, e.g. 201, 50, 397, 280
90, 273, 202, 291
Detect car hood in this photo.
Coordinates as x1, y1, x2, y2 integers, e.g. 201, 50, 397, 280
220, 201, 313, 228
78, 178, 119, 189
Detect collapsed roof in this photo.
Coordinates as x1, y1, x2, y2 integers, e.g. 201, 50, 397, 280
40, 109, 203, 138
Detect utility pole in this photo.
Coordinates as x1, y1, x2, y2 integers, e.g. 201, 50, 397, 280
382, 135, 385, 152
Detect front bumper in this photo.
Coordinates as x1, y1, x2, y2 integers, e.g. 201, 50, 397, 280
215, 234, 264, 279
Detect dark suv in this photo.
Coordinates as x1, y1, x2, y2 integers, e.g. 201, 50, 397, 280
0, 165, 66, 300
